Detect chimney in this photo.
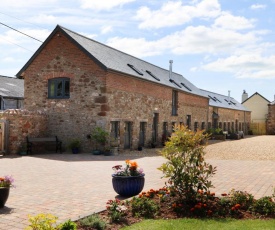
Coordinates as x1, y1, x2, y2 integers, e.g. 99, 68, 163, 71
228, 90, 231, 99
242, 90, 248, 103
169, 60, 173, 79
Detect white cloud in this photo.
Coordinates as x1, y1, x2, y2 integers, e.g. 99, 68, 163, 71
79, 0, 135, 10
135, 0, 221, 29
213, 12, 255, 30
0, 0, 57, 8
107, 37, 162, 57
101, 26, 113, 34
105, 24, 261, 58
202, 54, 275, 79
251, 4, 266, 10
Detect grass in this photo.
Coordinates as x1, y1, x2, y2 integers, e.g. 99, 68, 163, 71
122, 218, 275, 230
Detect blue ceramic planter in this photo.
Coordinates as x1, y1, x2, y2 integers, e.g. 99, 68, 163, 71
0, 187, 10, 208
112, 174, 145, 197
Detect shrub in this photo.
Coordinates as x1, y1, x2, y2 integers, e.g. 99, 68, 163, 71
79, 214, 107, 230
229, 189, 254, 210
251, 196, 275, 216
131, 196, 159, 218
158, 125, 216, 203
25, 213, 58, 230
58, 219, 77, 230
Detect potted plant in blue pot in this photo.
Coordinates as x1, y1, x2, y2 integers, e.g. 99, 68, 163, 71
0, 175, 15, 208
112, 160, 145, 197
68, 139, 81, 154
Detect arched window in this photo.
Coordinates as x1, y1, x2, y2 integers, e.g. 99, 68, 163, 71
48, 78, 70, 99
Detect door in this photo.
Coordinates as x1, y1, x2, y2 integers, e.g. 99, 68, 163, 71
124, 122, 132, 149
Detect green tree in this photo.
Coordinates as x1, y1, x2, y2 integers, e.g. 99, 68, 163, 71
158, 125, 216, 203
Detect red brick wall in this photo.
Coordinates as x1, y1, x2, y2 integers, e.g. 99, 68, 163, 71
106, 71, 209, 148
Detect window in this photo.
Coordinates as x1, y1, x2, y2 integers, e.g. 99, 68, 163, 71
171, 122, 176, 132
201, 122, 205, 130
169, 79, 181, 88
181, 83, 192, 91
111, 121, 120, 140
127, 64, 143, 75
187, 115, 191, 129
48, 78, 70, 99
223, 122, 227, 131
194, 122, 198, 132
172, 90, 178, 116
146, 70, 160, 81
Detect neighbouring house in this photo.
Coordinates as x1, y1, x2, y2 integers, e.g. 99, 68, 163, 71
0, 75, 24, 110
267, 97, 275, 135
15, 25, 251, 152
242, 91, 270, 135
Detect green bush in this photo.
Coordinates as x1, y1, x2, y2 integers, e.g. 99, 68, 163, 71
251, 196, 275, 216
131, 196, 159, 218
79, 214, 106, 230
58, 219, 77, 230
158, 125, 216, 203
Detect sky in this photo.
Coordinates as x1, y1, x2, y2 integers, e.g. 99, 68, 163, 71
1, 0, 275, 102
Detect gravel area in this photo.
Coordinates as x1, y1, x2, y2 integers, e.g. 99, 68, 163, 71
205, 135, 275, 161
120, 135, 275, 161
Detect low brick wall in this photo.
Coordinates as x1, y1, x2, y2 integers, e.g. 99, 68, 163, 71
0, 109, 48, 155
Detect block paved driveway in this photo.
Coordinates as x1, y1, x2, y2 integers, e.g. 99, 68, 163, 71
0, 142, 274, 229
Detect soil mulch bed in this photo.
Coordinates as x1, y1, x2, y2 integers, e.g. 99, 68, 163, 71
76, 188, 275, 230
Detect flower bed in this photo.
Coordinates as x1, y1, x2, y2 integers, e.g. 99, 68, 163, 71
76, 187, 275, 230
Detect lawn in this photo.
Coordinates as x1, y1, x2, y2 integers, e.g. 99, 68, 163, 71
122, 218, 275, 230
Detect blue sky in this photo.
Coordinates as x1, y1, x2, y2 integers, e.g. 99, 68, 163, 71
1, 0, 275, 102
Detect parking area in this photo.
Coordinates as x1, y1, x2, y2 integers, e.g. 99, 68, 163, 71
0, 135, 275, 229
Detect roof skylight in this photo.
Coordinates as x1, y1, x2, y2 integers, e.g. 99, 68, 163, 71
169, 79, 181, 88
208, 95, 217, 102
146, 70, 160, 81
181, 83, 192, 91
127, 64, 143, 76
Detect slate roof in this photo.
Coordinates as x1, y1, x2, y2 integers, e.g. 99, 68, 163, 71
17, 25, 206, 98
200, 89, 250, 111
0, 75, 24, 98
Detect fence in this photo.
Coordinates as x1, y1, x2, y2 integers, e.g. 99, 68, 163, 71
0, 120, 8, 155
250, 122, 267, 135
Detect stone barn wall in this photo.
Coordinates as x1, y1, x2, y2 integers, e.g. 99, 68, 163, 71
0, 109, 48, 155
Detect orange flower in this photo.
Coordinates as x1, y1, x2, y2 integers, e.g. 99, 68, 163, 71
207, 210, 212, 215
172, 203, 177, 208
203, 204, 207, 207
125, 159, 130, 164
221, 193, 227, 196
0, 178, 4, 181
235, 204, 241, 209
130, 161, 138, 168
231, 207, 235, 211
210, 192, 215, 196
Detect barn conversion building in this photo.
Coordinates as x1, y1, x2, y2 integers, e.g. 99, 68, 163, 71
16, 25, 250, 152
